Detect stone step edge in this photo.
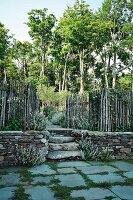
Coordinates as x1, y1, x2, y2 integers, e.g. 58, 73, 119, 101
47, 150, 82, 160
49, 142, 79, 151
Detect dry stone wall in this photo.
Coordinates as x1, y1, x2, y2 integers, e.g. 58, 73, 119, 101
0, 131, 49, 166
0, 130, 133, 166
72, 131, 133, 160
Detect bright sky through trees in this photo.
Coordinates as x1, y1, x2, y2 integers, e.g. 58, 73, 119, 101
0, 0, 103, 41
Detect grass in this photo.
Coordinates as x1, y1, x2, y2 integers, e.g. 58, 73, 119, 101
104, 197, 115, 200
19, 169, 33, 183
11, 185, 31, 200
0, 171, 9, 175
51, 185, 72, 200
1, 160, 133, 200
0, 185, 6, 189
47, 161, 58, 171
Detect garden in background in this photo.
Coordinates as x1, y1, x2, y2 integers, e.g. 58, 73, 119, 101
0, 0, 133, 199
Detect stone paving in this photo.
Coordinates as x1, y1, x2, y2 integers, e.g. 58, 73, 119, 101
0, 160, 133, 200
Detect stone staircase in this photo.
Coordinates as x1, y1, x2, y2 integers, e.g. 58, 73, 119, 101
47, 129, 81, 160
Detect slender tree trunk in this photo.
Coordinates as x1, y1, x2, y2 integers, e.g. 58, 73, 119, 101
131, 54, 133, 131
40, 38, 45, 76
62, 60, 67, 91
131, 54, 133, 93
104, 53, 109, 89
3, 67, 7, 83
79, 49, 84, 94
112, 52, 117, 89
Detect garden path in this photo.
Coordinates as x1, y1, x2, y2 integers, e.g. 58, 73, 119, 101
0, 160, 133, 200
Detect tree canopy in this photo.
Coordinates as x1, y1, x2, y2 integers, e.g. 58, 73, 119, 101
0, 0, 132, 92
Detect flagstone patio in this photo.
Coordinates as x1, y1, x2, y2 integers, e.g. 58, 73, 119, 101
0, 160, 133, 200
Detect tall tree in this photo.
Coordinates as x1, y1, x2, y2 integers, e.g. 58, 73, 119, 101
56, 0, 94, 94
99, 0, 133, 88
27, 9, 56, 81
12, 40, 33, 80
0, 22, 10, 81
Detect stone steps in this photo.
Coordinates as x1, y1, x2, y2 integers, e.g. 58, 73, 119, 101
47, 128, 81, 160
47, 131, 81, 161
49, 142, 79, 151
49, 136, 75, 143
47, 150, 81, 160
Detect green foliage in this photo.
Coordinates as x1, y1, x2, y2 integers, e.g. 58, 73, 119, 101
37, 85, 70, 112
29, 111, 47, 131
11, 185, 31, 200
1, 119, 22, 131
118, 75, 132, 91
51, 112, 65, 126
79, 136, 99, 161
15, 145, 48, 166
70, 111, 91, 130
37, 85, 57, 104
44, 106, 56, 119
98, 148, 113, 162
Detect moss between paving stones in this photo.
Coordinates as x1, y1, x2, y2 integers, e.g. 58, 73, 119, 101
76, 168, 111, 189
51, 185, 72, 200
104, 197, 115, 200
47, 162, 58, 171
19, 169, 33, 183
11, 185, 31, 200
0, 171, 9, 175
1, 161, 133, 200
0, 185, 6, 189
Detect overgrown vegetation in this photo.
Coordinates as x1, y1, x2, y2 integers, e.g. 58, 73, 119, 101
79, 136, 99, 161
15, 145, 48, 166
0, 0, 133, 131
29, 112, 47, 131
11, 185, 31, 200
79, 135, 114, 161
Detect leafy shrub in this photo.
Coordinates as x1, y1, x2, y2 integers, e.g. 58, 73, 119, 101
15, 145, 48, 166
98, 148, 113, 161
70, 111, 91, 130
43, 106, 57, 119
51, 112, 65, 126
79, 135, 99, 160
0, 119, 22, 131
29, 111, 47, 131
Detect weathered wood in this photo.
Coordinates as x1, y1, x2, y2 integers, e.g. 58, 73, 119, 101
0, 81, 40, 130
66, 89, 133, 132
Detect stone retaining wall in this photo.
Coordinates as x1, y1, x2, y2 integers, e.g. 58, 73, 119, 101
72, 131, 133, 159
0, 131, 49, 166
0, 130, 133, 166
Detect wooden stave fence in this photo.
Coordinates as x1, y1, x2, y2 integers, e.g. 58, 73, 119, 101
65, 89, 133, 132
0, 82, 40, 130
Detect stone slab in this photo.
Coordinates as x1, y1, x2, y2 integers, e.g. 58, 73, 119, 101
49, 142, 79, 151
0, 167, 21, 173
0, 187, 16, 200
111, 186, 133, 200
89, 161, 109, 166
47, 150, 81, 159
0, 173, 20, 186
76, 165, 118, 174
71, 188, 116, 200
49, 136, 74, 143
55, 174, 86, 187
87, 173, 125, 183
57, 167, 76, 174
123, 171, 133, 179
111, 161, 133, 171
29, 164, 56, 175
33, 176, 53, 184
25, 186, 55, 200
58, 161, 90, 168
